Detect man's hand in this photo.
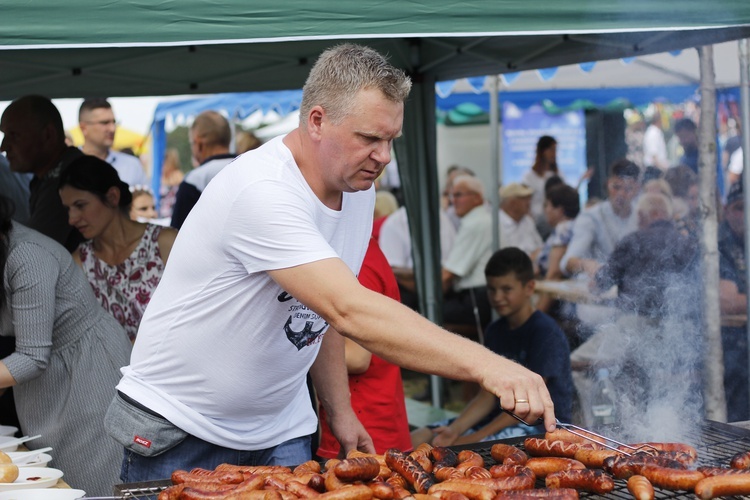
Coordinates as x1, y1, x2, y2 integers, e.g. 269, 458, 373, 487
479, 356, 556, 432
329, 409, 375, 458
431, 426, 459, 447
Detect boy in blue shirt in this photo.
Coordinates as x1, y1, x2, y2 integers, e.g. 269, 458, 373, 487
411, 247, 573, 447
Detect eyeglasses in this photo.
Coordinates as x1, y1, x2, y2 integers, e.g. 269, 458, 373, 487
85, 119, 118, 127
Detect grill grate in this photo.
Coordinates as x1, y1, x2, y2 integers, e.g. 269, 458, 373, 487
455, 420, 750, 499
112, 420, 750, 499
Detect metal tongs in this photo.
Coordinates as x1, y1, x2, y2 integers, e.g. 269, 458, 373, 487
504, 410, 657, 457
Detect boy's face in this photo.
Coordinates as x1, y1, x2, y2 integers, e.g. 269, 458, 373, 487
486, 273, 534, 318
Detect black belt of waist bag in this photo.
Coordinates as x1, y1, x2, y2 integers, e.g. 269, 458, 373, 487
117, 390, 166, 420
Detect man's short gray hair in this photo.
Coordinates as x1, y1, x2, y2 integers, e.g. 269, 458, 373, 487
300, 44, 412, 126
637, 192, 673, 223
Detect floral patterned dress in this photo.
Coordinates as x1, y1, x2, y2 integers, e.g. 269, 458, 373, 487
79, 223, 166, 342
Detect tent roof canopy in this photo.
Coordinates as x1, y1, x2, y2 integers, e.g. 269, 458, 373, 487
3, 1, 750, 100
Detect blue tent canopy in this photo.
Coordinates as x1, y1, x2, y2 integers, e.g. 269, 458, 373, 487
150, 90, 303, 200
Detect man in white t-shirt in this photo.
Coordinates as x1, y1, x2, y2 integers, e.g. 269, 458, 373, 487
105, 44, 556, 482
499, 182, 543, 257
79, 98, 150, 188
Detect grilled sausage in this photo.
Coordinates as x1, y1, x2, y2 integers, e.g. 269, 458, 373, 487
694, 473, 750, 499
411, 443, 435, 473
157, 484, 185, 500
493, 488, 579, 499
325, 470, 349, 491
626, 475, 654, 500
638, 465, 705, 491
368, 480, 396, 500
463, 466, 492, 479
544, 428, 602, 447
604, 452, 686, 479
572, 448, 620, 469
296, 460, 323, 475
428, 481, 495, 500
433, 447, 459, 468
490, 444, 528, 466
699, 466, 750, 477
215, 464, 293, 476
317, 484, 375, 500
430, 492, 470, 500
523, 438, 582, 458
545, 469, 614, 494
730, 450, 750, 470
465, 476, 535, 491
456, 450, 485, 471
335, 457, 381, 482
172, 469, 245, 484
348, 450, 388, 467
385, 448, 435, 494
286, 479, 323, 498
524, 457, 586, 478
434, 466, 464, 482
624, 442, 698, 463
488, 465, 535, 480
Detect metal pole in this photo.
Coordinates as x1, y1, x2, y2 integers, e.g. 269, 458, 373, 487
739, 38, 750, 418
490, 75, 501, 252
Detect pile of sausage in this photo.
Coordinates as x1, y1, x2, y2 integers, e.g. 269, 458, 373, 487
156, 428, 750, 500
521, 427, 750, 499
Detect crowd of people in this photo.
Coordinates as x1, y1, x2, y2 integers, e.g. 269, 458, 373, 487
0, 42, 745, 495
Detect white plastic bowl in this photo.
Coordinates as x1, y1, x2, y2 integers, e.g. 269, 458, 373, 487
6, 452, 52, 468
0, 438, 18, 453
0, 428, 17, 438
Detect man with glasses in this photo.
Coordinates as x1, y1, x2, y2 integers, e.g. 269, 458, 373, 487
79, 98, 149, 187
441, 175, 494, 339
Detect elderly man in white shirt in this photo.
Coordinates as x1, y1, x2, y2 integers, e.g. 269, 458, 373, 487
499, 183, 543, 257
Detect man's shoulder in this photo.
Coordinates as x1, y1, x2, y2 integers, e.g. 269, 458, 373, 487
108, 150, 142, 167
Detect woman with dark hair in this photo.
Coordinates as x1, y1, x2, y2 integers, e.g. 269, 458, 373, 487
523, 136, 560, 235
0, 194, 131, 495
59, 155, 178, 342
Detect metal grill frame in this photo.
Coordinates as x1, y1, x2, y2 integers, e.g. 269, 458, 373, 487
112, 420, 750, 499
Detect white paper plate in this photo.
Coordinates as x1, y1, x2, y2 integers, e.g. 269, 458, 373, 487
0, 428, 17, 438
0, 489, 85, 500
0, 468, 63, 491
6, 452, 52, 468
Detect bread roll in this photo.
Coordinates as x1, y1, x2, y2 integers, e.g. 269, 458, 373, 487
0, 463, 18, 483
0, 452, 10, 465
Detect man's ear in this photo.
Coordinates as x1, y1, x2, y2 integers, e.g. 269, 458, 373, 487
525, 279, 536, 297
307, 106, 325, 141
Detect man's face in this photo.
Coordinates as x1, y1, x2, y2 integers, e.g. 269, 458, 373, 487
450, 183, 482, 218
504, 195, 532, 222
80, 107, 117, 150
607, 177, 640, 214
726, 199, 745, 237
676, 129, 697, 150
486, 273, 534, 318
315, 88, 403, 195
0, 105, 45, 174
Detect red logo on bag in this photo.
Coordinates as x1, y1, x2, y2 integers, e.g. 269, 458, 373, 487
133, 435, 152, 448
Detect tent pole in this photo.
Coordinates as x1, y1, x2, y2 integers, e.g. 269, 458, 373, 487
739, 38, 750, 419
697, 45, 726, 422
490, 75, 501, 252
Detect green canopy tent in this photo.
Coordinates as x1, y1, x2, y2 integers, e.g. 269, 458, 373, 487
4, 1, 750, 405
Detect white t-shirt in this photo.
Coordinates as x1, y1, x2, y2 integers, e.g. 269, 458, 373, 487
500, 210, 543, 256
443, 205, 492, 290
117, 135, 373, 449
643, 124, 668, 170
106, 150, 150, 187
521, 169, 554, 220
378, 206, 456, 268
